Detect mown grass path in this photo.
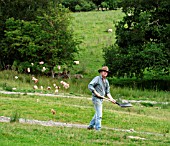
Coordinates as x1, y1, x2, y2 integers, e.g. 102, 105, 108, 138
0, 90, 168, 105
1, 90, 170, 145
0, 116, 165, 137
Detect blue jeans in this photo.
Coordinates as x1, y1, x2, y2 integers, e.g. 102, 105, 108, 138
89, 96, 103, 130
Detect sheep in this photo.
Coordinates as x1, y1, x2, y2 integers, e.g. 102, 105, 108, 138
15, 76, 18, 79
39, 61, 44, 65
47, 86, 51, 90
54, 86, 60, 94
60, 81, 69, 89
42, 67, 46, 72
74, 61, 79, 65
32, 76, 38, 83
27, 68, 30, 73
33, 85, 38, 90
74, 74, 83, 79
51, 109, 56, 115
107, 29, 113, 33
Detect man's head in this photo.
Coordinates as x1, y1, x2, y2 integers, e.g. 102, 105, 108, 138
98, 66, 110, 78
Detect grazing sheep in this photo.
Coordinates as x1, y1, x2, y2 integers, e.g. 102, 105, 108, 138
54, 85, 60, 94
47, 86, 51, 90
32, 76, 38, 83
74, 74, 83, 79
33, 85, 38, 89
57, 65, 61, 70
39, 61, 44, 65
74, 61, 79, 65
51, 109, 56, 115
27, 68, 30, 73
15, 76, 18, 79
42, 67, 46, 72
107, 29, 113, 33
60, 81, 69, 89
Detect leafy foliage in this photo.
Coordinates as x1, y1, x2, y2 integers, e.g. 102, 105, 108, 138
1, 2, 80, 75
0, 0, 57, 70
36, 3, 80, 72
103, 0, 170, 78
61, 0, 120, 11
61, 0, 96, 12
0, 0, 51, 39
92, 0, 120, 10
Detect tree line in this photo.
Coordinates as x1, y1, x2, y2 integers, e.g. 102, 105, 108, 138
0, 0, 80, 76
61, 0, 121, 12
0, 0, 169, 79
103, 0, 170, 78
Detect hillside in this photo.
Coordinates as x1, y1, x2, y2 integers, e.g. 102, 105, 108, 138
71, 9, 124, 77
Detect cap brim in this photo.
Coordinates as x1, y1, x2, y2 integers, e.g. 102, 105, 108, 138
98, 69, 111, 73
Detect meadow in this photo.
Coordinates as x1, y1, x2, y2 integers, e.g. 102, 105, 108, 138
71, 9, 124, 77
0, 70, 170, 145
0, 10, 170, 145
0, 91, 170, 145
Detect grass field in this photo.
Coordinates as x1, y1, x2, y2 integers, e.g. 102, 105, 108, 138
0, 93, 170, 145
71, 9, 124, 77
1, 123, 170, 146
0, 10, 170, 145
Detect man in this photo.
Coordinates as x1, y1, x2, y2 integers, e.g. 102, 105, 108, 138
87, 66, 116, 131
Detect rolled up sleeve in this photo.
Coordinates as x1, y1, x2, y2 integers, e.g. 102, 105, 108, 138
88, 76, 99, 93
105, 80, 110, 95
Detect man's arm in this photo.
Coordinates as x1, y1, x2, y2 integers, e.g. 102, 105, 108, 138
107, 93, 116, 103
88, 76, 98, 93
93, 90, 102, 97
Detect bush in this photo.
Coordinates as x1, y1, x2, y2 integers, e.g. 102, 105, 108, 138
108, 78, 170, 91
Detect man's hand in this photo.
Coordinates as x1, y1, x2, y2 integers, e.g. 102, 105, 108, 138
110, 99, 116, 104
107, 93, 116, 104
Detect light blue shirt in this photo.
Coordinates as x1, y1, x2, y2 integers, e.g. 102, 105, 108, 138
88, 75, 110, 97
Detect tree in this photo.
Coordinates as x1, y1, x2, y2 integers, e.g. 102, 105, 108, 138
0, 0, 48, 69
61, 0, 96, 12
2, 3, 80, 77
36, 3, 80, 76
0, 0, 59, 69
103, 0, 170, 78
105, 0, 121, 10
91, 0, 103, 7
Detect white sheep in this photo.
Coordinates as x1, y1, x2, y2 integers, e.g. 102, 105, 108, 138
74, 61, 79, 65
32, 76, 38, 83
42, 67, 46, 72
27, 68, 30, 73
33, 85, 38, 89
60, 81, 69, 89
107, 29, 113, 33
39, 61, 44, 65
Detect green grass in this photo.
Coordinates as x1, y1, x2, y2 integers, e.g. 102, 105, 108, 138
1, 93, 170, 133
0, 10, 170, 145
1, 122, 170, 146
71, 9, 124, 77
0, 70, 170, 145
0, 93, 170, 145
0, 70, 169, 104
0, 70, 169, 103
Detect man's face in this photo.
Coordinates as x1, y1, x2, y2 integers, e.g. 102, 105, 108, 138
101, 71, 108, 78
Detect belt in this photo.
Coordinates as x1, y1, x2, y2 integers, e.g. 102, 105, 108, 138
95, 96, 103, 99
